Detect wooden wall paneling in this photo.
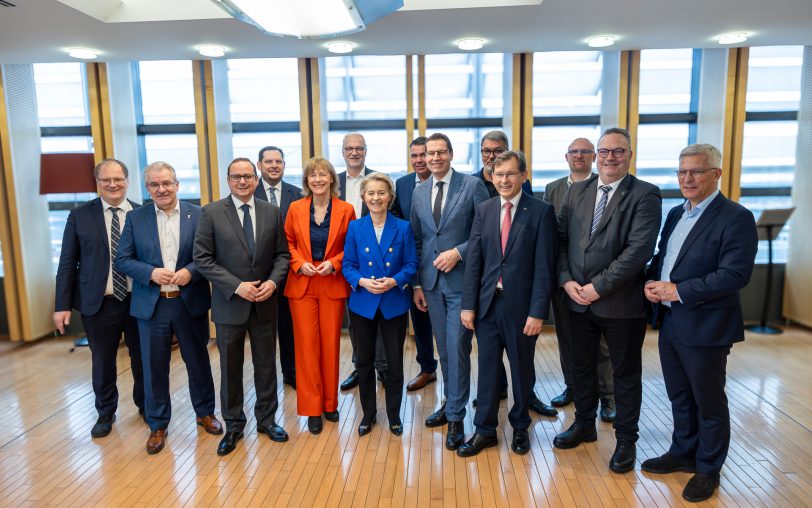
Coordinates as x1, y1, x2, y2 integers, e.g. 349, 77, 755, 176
193, 60, 219, 205
417, 55, 426, 137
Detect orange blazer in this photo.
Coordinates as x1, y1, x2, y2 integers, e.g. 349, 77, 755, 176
284, 196, 356, 300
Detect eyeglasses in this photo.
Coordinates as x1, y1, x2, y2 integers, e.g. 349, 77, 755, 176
492, 171, 522, 180
676, 168, 718, 179
481, 148, 506, 157
567, 149, 595, 156
146, 181, 178, 190
343, 146, 366, 153
597, 148, 627, 158
426, 150, 450, 158
97, 177, 127, 185
228, 174, 257, 183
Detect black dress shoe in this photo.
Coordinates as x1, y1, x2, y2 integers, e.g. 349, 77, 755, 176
324, 410, 339, 423
600, 398, 616, 423
91, 414, 116, 438
389, 419, 403, 436
528, 394, 558, 417
553, 423, 597, 449
550, 388, 573, 407
217, 431, 243, 456
472, 390, 508, 408
457, 433, 498, 457
445, 421, 465, 450
682, 472, 720, 502
340, 370, 359, 391
358, 417, 376, 437
641, 452, 696, 474
257, 423, 289, 442
609, 439, 636, 473
425, 403, 447, 428
283, 376, 296, 389
511, 429, 531, 455
307, 416, 323, 434
377, 369, 386, 388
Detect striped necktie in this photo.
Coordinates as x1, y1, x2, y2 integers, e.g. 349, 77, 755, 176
590, 185, 612, 237
109, 207, 128, 301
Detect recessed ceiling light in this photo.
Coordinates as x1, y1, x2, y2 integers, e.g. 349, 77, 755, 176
717, 32, 749, 45
457, 38, 485, 51
198, 45, 226, 58
67, 48, 98, 60
326, 41, 354, 54
586, 35, 616, 48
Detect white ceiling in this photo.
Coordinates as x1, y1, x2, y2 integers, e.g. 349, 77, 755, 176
0, 0, 810, 64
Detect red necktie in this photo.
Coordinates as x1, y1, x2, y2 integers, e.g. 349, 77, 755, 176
499, 202, 512, 287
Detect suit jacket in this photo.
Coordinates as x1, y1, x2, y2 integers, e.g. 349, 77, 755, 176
283, 196, 356, 300
55, 197, 140, 316
472, 168, 533, 198
391, 172, 426, 220
544, 175, 576, 214
193, 196, 290, 325
342, 213, 419, 320
558, 173, 661, 319
115, 201, 211, 320
338, 166, 373, 217
254, 180, 302, 222
462, 193, 556, 325
410, 169, 489, 291
646, 193, 758, 347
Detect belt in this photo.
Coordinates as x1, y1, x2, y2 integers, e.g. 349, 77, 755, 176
160, 290, 181, 298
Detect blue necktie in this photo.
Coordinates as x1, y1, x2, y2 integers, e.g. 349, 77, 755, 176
590, 185, 612, 237
240, 203, 255, 257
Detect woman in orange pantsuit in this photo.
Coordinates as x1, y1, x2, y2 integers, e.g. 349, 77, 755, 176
284, 157, 356, 434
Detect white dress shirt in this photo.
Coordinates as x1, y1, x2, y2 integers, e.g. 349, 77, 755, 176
102, 198, 133, 295
430, 170, 454, 214
593, 173, 627, 214
155, 201, 181, 292
345, 171, 364, 218
264, 181, 281, 207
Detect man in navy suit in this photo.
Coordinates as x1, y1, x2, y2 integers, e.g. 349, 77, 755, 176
53, 158, 144, 439
458, 151, 557, 457
115, 161, 220, 454
642, 144, 757, 502
254, 145, 301, 389
391, 136, 436, 391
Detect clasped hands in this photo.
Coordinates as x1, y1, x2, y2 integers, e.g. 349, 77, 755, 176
644, 280, 679, 303
236, 280, 277, 302
359, 277, 397, 294
460, 310, 543, 336
298, 261, 334, 277
151, 267, 192, 287
563, 281, 600, 305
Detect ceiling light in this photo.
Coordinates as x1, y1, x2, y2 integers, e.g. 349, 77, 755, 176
326, 41, 354, 54
457, 38, 484, 51
586, 35, 616, 48
198, 44, 226, 57
717, 32, 749, 45
67, 48, 98, 60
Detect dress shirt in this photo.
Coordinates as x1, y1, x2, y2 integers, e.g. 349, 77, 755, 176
155, 201, 181, 292
264, 181, 281, 207
102, 198, 133, 295
592, 173, 627, 214
430, 170, 453, 214
231, 194, 256, 240
496, 192, 522, 289
345, 170, 364, 218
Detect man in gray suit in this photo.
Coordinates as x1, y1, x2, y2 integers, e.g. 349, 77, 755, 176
552, 128, 661, 474
411, 132, 489, 450
544, 137, 615, 422
194, 158, 291, 456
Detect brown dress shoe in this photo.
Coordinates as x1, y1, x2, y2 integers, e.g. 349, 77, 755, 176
406, 372, 437, 391
146, 429, 167, 454
197, 415, 224, 435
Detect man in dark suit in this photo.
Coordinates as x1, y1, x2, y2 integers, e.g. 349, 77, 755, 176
553, 128, 661, 475
254, 145, 301, 389
544, 138, 615, 422
193, 158, 291, 456
458, 151, 557, 457
642, 144, 757, 502
471, 130, 533, 198
410, 132, 489, 450
391, 136, 436, 391
115, 161, 220, 454
53, 158, 144, 439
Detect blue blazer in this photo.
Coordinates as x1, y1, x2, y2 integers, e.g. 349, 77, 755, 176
646, 193, 758, 347
115, 201, 211, 320
342, 213, 418, 320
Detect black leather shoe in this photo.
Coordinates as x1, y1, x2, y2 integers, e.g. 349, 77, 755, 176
641, 452, 696, 474
389, 419, 403, 436
283, 375, 296, 389
457, 433, 498, 457
609, 439, 636, 473
340, 370, 359, 391
682, 472, 720, 502
324, 410, 339, 423
257, 423, 289, 442
377, 369, 386, 388
358, 417, 376, 437
425, 403, 447, 428
91, 414, 116, 438
511, 429, 531, 455
553, 423, 597, 449
445, 421, 465, 450
217, 431, 243, 456
308, 416, 323, 434
472, 390, 508, 408
551, 388, 573, 407
600, 398, 616, 423
529, 394, 558, 417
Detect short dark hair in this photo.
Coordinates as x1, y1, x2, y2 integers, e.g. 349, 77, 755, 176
410, 136, 427, 149
94, 158, 129, 179
493, 150, 527, 173
598, 127, 631, 148
426, 133, 453, 154
227, 157, 257, 176
258, 145, 285, 161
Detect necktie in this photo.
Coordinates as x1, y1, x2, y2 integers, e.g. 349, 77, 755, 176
433, 181, 445, 227
591, 185, 612, 237
269, 186, 278, 206
109, 207, 127, 301
241, 203, 255, 257
499, 201, 513, 287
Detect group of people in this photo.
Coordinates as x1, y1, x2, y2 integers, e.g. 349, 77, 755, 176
54, 127, 758, 503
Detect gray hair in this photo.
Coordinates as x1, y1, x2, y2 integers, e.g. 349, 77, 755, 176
493, 150, 527, 173
143, 161, 178, 182
598, 127, 631, 148
481, 130, 509, 148
679, 143, 722, 168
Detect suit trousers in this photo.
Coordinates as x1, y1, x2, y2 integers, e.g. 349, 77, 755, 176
569, 307, 646, 442
138, 296, 216, 431
406, 287, 436, 374
424, 274, 473, 422
474, 293, 537, 436
81, 295, 144, 416
215, 305, 279, 431
660, 310, 731, 474
277, 288, 296, 379
350, 309, 408, 423
288, 275, 345, 416
552, 288, 613, 397
348, 307, 387, 371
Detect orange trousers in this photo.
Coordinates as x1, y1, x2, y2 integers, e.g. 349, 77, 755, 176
288, 275, 346, 416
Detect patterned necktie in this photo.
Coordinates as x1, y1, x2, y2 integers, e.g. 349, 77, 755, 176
109, 207, 127, 301
433, 181, 445, 227
269, 186, 278, 206
241, 203, 255, 257
590, 185, 612, 237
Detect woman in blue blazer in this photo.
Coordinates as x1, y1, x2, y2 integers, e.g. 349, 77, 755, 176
343, 173, 418, 437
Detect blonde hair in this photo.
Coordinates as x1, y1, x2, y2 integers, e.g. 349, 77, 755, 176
301, 157, 340, 197
360, 173, 396, 210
